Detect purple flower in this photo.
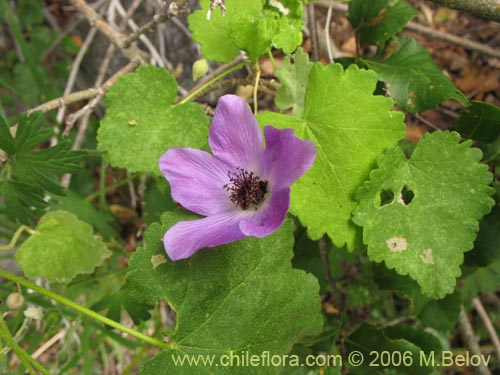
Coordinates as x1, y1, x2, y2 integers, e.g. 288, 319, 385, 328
159, 95, 316, 261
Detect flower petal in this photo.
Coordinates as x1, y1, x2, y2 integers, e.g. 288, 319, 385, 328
239, 187, 290, 237
163, 214, 245, 261
159, 148, 233, 216
209, 95, 263, 169
260, 126, 316, 190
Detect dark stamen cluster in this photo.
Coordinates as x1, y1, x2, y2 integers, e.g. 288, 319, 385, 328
224, 168, 268, 210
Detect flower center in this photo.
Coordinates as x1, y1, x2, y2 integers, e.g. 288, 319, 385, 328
224, 168, 268, 210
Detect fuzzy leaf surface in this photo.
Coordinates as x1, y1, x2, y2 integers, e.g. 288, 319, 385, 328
16, 210, 112, 283
188, 0, 303, 62
353, 131, 494, 298
127, 211, 323, 374
97, 65, 208, 175
258, 63, 405, 250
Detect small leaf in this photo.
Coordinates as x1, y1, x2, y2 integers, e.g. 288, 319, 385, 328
16, 210, 112, 283
365, 36, 467, 113
347, 0, 418, 45
0, 111, 85, 223
51, 191, 119, 239
0, 113, 15, 154
188, 0, 262, 62
464, 205, 500, 267
97, 65, 209, 175
346, 323, 440, 374
372, 263, 430, 314
92, 285, 152, 325
353, 131, 495, 298
258, 63, 405, 250
127, 211, 323, 374
455, 100, 500, 143
417, 292, 461, 333
274, 48, 313, 117
188, 0, 303, 62
460, 260, 500, 304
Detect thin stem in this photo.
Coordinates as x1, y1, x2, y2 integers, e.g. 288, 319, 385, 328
267, 50, 277, 71
0, 269, 175, 350
307, 3, 319, 62
458, 305, 492, 375
178, 61, 249, 104
85, 170, 135, 201
472, 297, 500, 362
0, 315, 49, 375
99, 160, 107, 211
0, 225, 36, 252
253, 65, 261, 115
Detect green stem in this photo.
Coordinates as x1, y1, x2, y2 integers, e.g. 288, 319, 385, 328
85, 174, 135, 201
99, 160, 107, 210
267, 50, 277, 71
178, 61, 249, 104
0, 225, 36, 252
0, 269, 175, 350
0, 315, 49, 375
253, 64, 261, 115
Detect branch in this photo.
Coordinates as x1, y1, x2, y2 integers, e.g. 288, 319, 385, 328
472, 297, 500, 362
70, 0, 147, 62
122, 0, 189, 48
316, 1, 500, 60
427, 0, 500, 23
27, 60, 140, 115
458, 305, 492, 375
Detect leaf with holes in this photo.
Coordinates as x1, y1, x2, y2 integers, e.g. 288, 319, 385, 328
258, 63, 405, 250
347, 0, 418, 46
127, 211, 322, 374
364, 36, 467, 113
97, 65, 209, 175
353, 131, 494, 298
16, 210, 112, 283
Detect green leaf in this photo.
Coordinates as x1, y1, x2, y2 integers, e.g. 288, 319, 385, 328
0, 112, 15, 154
51, 191, 119, 239
16, 210, 112, 283
91, 285, 152, 325
0, 179, 47, 224
231, 12, 278, 60
274, 48, 313, 117
455, 100, 500, 143
97, 65, 209, 175
417, 292, 461, 333
460, 260, 500, 304
372, 264, 430, 314
0, 111, 85, 223
347, 0, 418, 45
188, 0, 303, 62
127, 211, 323, 374
188, 0, 261, 62
353, 131, 495, 298
272, 16, 303, 54
346, 323, 440, 374
464, 205, 500, 267
258, 63, 405, 250
365, 36, 467, 113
